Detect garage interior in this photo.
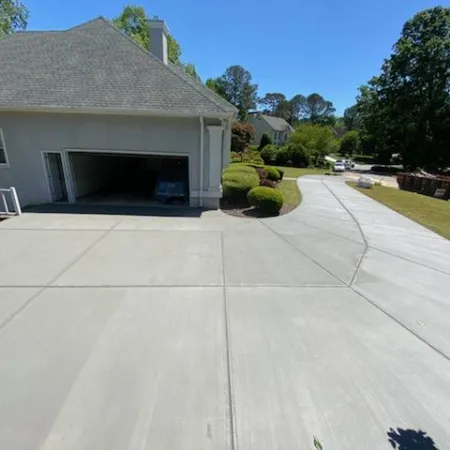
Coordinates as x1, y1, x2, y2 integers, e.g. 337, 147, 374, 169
68, 152, 189, 207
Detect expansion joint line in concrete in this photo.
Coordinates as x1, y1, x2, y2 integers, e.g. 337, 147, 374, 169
318, 178, 450, 362
0, 227, 114, 332
220, 232, 238, 450
319, 178, 369, 286
257, 219, 346, 287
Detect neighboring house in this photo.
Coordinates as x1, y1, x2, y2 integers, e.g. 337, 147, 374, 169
248, 113, 294, 146
0, 17, 237, 209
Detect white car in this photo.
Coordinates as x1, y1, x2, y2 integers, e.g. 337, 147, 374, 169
333, 161, 345, 172
345, 159, 355, 170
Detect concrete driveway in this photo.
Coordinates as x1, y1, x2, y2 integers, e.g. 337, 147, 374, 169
0, 177, 449, 449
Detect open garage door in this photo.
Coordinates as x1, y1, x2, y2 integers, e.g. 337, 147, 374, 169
68, 151, 189, 207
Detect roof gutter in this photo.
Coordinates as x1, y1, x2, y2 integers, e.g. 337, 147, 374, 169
199, 116, 204, 208
0, 105, 235, 120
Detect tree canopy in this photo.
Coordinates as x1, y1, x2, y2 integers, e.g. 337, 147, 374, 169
0, 0, 28, 36
343, 105, 360, 131
257, 92, 336, 126
112, 5, 181, 64
357, 6, 450, 169
206, 65, 258, 121
301, 94, 336, 126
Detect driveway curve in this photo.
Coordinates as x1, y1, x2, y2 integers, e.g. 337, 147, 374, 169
0, 176, 449, 449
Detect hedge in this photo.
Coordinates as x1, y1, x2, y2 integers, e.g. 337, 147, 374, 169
247, 186, 283, 214
266, 166, 281, 181
222, 166, 260, 203
260, 145, 278, 164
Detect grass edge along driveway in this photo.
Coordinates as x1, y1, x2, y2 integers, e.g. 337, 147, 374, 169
347, 181, 450, 240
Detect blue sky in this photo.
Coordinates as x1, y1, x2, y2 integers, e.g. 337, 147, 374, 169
26, 0, 446, 114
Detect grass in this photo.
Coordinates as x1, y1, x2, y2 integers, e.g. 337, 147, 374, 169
278, 180, 301, 207
275, 167, 329, 178
348, 182, 450, 240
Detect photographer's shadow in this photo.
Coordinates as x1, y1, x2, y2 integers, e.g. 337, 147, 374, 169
388, 427, 438, 449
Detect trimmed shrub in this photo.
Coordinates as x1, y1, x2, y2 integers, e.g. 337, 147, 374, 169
259, 179, 277, 188
260, 145, 278, 164
247, 186, 284, 214
222, 166, 259, 204
275, 146, 292, 166
277, 168, 284, 180
241, 149, 264, 165
224, 165, 257, 176
266, 166, 281, 181
291, 145, 311, 168
258, 133, 272, 151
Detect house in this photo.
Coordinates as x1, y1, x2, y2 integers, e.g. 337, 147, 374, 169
248, 113, 294, 147
0, 17, 237, 209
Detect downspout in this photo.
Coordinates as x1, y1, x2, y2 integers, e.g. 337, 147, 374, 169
199, 116, 204, 207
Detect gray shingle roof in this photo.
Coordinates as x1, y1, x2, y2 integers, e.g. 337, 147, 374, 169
0, 17, 237, 116
260, 115, 294, 131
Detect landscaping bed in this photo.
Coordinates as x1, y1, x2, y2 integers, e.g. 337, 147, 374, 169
221, 198, 297, 218
221, 164, 301, 217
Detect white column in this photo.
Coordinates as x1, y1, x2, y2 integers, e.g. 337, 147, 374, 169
222, 120, 232, 169
207, 126, 223, 192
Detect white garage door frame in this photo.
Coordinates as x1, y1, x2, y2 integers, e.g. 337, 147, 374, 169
61, 149, 191, 205
41, 150, 73, 203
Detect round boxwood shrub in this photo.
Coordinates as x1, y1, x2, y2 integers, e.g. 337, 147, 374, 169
265, 166, 281, 181
260, 145, 278, 164
277, 168, 284, 180
222, 167, 259, 204
247, 186, 284, 214
224, 165, 258, 175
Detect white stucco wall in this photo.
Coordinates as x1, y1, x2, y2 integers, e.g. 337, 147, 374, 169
0, 112, 227, 208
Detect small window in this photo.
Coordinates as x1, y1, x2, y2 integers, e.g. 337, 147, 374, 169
0, 129, 9, 167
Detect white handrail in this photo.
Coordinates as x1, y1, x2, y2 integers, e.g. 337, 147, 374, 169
0, 187, 22, 216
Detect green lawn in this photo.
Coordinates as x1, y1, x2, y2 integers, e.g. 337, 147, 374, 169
278, 180, 301, 207
275, 167, 329, 178
348, 182, 450, 240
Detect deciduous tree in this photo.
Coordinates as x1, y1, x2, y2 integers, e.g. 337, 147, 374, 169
288, 124, 336, 167
113, 5, 181, 64
205, 77, 228, 99
343, 105, 360, 131
231, 122, 256, 159
182, 63, 201, 81
357, 6, 450, 170
0, 0, 28, 36
340, 130, 360, 156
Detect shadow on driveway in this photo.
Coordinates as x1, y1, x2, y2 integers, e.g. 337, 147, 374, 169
388, 427, 439, 449
23, 203, 207, 218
